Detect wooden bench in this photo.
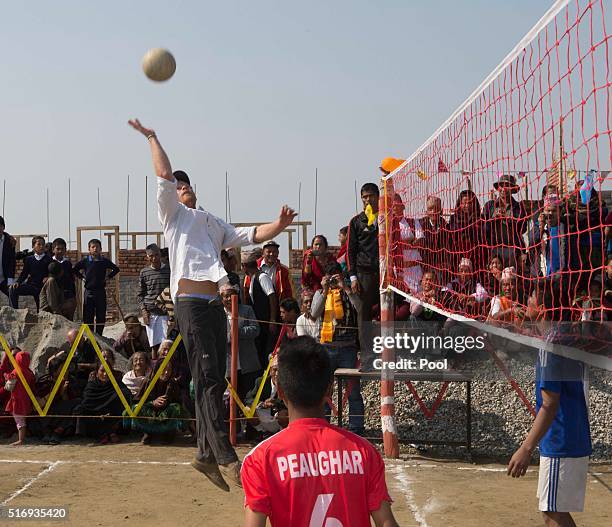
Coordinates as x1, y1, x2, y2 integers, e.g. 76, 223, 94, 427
334, 368, 473, 452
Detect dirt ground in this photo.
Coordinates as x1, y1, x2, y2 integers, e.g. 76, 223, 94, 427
0, 440, 609, 527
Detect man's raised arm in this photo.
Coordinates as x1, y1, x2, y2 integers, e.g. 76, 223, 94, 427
128, 119, 174, 182
253, 206, 298, 243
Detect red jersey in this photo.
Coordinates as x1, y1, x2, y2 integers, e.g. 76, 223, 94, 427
241, 418, 391, 526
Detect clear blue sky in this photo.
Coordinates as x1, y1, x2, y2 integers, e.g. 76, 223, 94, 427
1, 0, 554, 253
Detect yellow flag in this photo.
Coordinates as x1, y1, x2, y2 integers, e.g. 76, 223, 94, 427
364, 204, 376, 226
416, 170, 428, 180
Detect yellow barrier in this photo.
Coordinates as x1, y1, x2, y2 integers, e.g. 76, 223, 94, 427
0, 324, 178, 418
226, 351, 275, 419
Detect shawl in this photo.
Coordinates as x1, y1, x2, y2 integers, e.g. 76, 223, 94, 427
301, 250, 329, 292
320, 288, 344, 343
79, 375, 131, 414
122, 370, 148, 397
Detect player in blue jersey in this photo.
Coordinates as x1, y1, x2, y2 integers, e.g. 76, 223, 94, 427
508, 278, 591, 527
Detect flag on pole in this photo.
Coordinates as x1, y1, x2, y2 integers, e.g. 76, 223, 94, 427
416, 170, 428, 180
438, 159, 449, 173
579, 169, 596, 205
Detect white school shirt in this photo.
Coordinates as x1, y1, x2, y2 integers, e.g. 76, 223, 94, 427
157, 177, 256, 300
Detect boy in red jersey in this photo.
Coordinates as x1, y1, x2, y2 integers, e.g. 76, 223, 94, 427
241, 336, 399, 527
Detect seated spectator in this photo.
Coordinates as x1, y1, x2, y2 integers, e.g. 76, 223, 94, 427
443, 258, 487, 316
75, 362, 131, 444
483, 256, 504, 297
242, 252, 278, 369
121, 352, 151, 399
448, 189, 485, 274
0, 216, 16, 301
336, 226, 349, 273
295, 290, 320, 338
482, 174, 526, 268
157, 339, 193, 418
34, 353, 81, 444
245, 355, 288, 434
487, 267, 527, 324
39, 261, 69, 316
409, 271, 446, 322
220, 283, 261, 403
392, 193, 424, 294
59, 329, 98, 391
113, 314, 151, 358
51, 238, 76, 320
279, 297, 300, 339
301, 235, 333, 292
539, 191, 568, 277
4, 349, 35, 446
138, 244, 171, 354
604, 255, 612, 312
311, 262, 364, 434
9, 235, 52, 311
124, 359, 184, 445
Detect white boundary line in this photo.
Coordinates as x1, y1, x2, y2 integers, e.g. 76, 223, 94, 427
390, 465, 429, 527
1, 461, 60, 506
383, 0, 570, 180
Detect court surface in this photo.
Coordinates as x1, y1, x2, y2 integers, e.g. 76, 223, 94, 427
0, 442, 610, 526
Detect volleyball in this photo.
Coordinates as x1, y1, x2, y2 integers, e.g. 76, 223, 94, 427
142, 48, 176, 82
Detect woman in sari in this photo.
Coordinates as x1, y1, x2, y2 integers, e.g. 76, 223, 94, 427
124, 358, 184, 444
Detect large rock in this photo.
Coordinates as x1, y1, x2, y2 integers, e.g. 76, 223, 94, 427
0, 306, 128, 376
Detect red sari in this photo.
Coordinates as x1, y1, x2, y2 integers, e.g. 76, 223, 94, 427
301, 250, 331, 292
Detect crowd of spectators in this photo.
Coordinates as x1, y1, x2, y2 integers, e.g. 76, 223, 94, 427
0, 167, 610, 445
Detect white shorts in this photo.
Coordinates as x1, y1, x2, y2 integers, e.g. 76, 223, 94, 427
145, 314, 169, 347
537, 456, 589, 512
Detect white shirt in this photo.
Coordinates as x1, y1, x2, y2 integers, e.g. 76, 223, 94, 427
296, 314, 320, 339
398, 217, 424, 263
158, 177, 255, 300
259, 261, 277, 283
0, 234, 4, 284
248, 272, 275, 303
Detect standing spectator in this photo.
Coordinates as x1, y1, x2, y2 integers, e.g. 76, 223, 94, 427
347, 182, 380, 371
0, 216, 16, 300
113, 314, 151, 358
9, 236, 52, 311
539, 192, 568, 277
301, 235, 332, 292
416, 196, 449, 279
220, 249, 241, 291
73, 239, 120, 335
220, 284, 261, 403
51, 238, 76, 320
391, 193, 424, 294
257, 240, 293, 301
448, 189, 484, 274
39, 261, 67, 315
482, 174, 527, 268
336, 226, 349, 272
311, 262, 364, 434
243, 252, 278, 369
138, 243, 171, 353
295, 290, 320, 338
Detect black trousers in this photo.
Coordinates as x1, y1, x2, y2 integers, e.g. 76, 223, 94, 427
356, 270, 380, 367
175, 297, 238, 466
0, 280, 9, 299
9, 283, 41, 310
83, 290, 107, 335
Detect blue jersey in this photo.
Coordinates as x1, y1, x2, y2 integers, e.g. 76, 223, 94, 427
536, 349, 591, 458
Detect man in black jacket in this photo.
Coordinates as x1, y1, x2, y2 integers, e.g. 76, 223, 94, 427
0, 216, 16, 299
347, 182, 380, 371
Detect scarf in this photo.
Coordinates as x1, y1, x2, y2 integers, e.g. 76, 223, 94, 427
365, 204, 377, 226
320, 288, 344, 343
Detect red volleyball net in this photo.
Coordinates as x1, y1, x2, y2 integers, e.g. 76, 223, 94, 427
382, 0, 611, 368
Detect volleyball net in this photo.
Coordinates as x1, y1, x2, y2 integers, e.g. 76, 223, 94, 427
381, 0, 610, 369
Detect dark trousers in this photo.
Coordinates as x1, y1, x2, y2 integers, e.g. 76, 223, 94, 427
175, 297, 238, 466
83, 290, 107, 335
356, 270, 379, 367
9, 283, 41, 311
324, 344, 364, 432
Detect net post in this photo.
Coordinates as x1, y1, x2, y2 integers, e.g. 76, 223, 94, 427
379, 177, 399, 458
229, 294, 239, 446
